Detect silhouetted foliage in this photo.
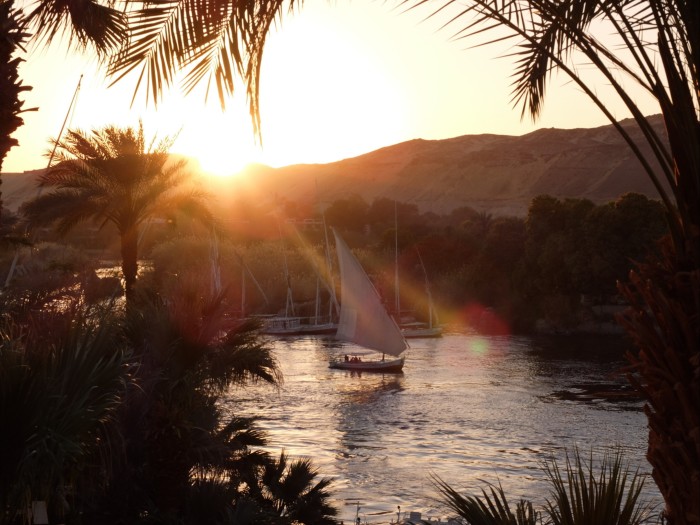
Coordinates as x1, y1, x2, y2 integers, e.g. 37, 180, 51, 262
20, 123, 214, 299
148, 193, 667, 334
0, 1, 35, 226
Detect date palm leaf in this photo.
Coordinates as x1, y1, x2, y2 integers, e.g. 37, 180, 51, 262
401, 0, 696, 238
432, 473, 538, 525
24, 0, 127, 54
107, 0, 299, 135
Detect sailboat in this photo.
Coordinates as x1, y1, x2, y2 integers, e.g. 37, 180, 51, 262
262, 220, 339, 336
329, 230, 407, 373
296, 218, 339, 335
400, 248, 443, 338
392, 203, 442, 338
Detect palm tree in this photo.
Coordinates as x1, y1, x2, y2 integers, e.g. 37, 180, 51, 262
399, 0, 698, 523
238, 451, 338, 525
0, 0, 34, 226
20, 122, 214, 298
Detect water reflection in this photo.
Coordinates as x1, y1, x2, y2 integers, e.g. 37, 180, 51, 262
228, 333, 660, 524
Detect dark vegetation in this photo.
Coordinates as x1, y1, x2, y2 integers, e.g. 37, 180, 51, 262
434, 448, 658, 525
150, 192, 666, 335
0, 271, 338, 525
11, 190, 667, 335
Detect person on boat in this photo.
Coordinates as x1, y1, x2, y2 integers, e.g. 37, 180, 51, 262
344, 355, 349, 362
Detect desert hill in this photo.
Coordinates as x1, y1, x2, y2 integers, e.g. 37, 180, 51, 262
3, 115, 668, 217
214, 115, 668, 217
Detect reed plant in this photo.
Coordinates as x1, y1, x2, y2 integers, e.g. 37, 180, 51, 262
434, 448, 657, 525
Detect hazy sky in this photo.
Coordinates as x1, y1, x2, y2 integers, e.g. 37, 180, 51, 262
4, 0, 659, 176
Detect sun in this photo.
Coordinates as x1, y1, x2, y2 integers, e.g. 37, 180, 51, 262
137, 0, 411, 177
134, 90, 263, 178
169, 103, 263, 177
174, 119, 262, 177
252, 4, 409, 167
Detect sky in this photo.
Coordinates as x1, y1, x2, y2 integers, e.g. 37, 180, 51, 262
4, 0, 660, 177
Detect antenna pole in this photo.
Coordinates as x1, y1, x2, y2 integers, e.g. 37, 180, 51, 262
4, 74, 83, 288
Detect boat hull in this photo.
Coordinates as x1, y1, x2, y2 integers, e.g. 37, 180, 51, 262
329, 356, 405, 373
262, 317, 337, 336
299, 323, 337, 335
401, 326, 443, 338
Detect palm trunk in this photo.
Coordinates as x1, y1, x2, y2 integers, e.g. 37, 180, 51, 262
618, 237, 700, 525
121, 227, 139, 300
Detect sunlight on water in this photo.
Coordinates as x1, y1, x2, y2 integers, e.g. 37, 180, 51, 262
223, 333, 661, 524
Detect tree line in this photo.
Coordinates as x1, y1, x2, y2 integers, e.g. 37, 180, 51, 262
146, 191, 669, 334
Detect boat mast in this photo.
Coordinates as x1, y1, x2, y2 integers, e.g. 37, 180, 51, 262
4, 74, 82, 288
279, 222, 295, 317
394, 200, 400, 320
322, 213, 340, 318
314, 276, 320, 324
233, 250, 268, 311
209, 227, 222, 297
416, 248, 438, 329
241, 265, 246, 319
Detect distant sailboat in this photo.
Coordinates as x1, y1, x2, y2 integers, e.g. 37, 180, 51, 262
329, 230, 407, 373
393, 202, 442, 338
296, 217, 339, 335
400, 248, 443, 338
262, 220, 338, 336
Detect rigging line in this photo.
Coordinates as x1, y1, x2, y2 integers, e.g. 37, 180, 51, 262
46, 74, 83, 170
4, 74, 84, 289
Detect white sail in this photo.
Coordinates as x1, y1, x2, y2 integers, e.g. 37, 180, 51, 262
333, 230, 407, 357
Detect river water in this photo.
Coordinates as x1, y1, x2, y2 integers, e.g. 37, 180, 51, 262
222, 332, 663, 524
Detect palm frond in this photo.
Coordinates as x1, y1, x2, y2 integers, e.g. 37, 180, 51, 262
20, 190, 105, 234
542, 448, 656, 525
107, 0, 183, 92
26, 0, 126, 55
432, 473, 537, 525
107, 0, 295, 135
218, 416, 269, 451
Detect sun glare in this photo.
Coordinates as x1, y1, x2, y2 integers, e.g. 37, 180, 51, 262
13, 0, 431, 178
255, 4, 409, 167
162, 5, 411, 176
172, 115, 261, 177
136, 92, 263, 178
